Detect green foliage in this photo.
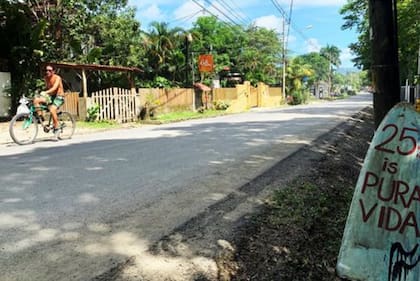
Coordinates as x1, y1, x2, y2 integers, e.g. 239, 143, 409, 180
78, 120, 119, 129
397, 0, 420, 83
333, 71, 363, 96
154, 109, 226, 122
144, 93, 160, 107
86, 103, 100, 122
340, 0, 419, 83
272, 183, 329, 228
320, 45, 341, 69
151, 76, 172, 88
190, 16, 282, 86
4, 2, 369, 106
143, 21, 185, 84
0, 1, 46, 108
139, 93, 161, 120
340, 0, 371, 71
213, 100, 230, 110
298, 52, 329, 84
287, 90, 310, 105
286, 57, 313, 102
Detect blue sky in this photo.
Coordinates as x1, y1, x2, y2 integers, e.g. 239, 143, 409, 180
127, 0, 358, 69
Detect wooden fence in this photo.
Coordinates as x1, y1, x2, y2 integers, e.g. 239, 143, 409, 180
138, 88, 194, 113
91, 88, 138, 122
75, 83, 283, 121
213, 88, 237, 101
62, 92, 79, 116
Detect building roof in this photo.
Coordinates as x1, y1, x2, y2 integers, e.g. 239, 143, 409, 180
45, 62, 143, 73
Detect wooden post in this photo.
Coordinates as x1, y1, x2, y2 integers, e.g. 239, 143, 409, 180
369, 0, 400, 128
82, 68, 88, 98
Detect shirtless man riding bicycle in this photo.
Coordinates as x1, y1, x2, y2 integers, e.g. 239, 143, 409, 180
33, 64, 65, 140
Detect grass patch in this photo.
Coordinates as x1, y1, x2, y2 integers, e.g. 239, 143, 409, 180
77, 120, 120, 129
153, 109, 227, 122
273, 180, 353, 274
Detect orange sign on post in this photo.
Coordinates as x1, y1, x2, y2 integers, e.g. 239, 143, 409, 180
198, 54, 214, 72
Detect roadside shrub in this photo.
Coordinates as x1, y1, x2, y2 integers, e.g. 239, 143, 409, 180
140, 93, 160, 120
152, 76, 172, 88
287, 90, 309, 105
213, 100, 230, 110
347, 89, 356, 96
86, 103, 100, 122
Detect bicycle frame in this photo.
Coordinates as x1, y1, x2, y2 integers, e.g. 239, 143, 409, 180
21, 103, 49, 129
10, 95, 76, 145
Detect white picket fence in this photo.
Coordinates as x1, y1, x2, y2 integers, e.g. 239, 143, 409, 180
91, 88, 138, 122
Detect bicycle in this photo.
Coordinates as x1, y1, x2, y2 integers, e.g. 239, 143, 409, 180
9, 95, 76, 145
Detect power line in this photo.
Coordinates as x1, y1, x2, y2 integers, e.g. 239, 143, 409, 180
170, 9, 204, 25
270, 0, 333, 62
203, 0, 241, 26
224, 0, 253, 24
270, 0, 289, 20
285, 0, 293, 51
214, 0, 249, 25
191, 0, 238, 28
270, 0, 291, 99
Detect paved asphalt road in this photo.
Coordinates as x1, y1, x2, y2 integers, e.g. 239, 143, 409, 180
0, 93, 372, 281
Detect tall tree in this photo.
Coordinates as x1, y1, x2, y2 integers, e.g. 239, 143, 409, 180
298, 52, 330, 88
0, 0, 47, 106
240, 26, 282, 85
286, 57, 314, 104
340, 0, 371, 70
190, 16, 283, 86
143, 21, 184, 84
397, 0, 420, 83
190, 16, 246, 77
320, 45, 341, 95
340, 0, 419, 84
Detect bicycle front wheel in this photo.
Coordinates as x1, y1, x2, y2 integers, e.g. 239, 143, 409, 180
57, 111, 76, 140
9, 113, 39, 145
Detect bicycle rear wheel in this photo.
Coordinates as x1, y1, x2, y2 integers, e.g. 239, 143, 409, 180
57, 111, 75, 140
9, 113, 39, 145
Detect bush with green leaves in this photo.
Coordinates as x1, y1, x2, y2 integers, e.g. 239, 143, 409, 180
151, 76, 172, 88
287, 90, 310, 105
86, 103, 100, 122
213, 100, 230, 110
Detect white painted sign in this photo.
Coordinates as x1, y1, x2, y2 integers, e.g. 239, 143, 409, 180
337, 103, 420, 281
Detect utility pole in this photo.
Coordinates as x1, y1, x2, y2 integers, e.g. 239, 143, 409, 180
282, 17, 286, 100
185, 33, 193, 87
368, 0, 400, 128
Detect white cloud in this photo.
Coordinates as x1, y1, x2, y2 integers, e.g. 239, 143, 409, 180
144, 5, 164, 19
132, 3, 165, 25
173, 1, 205, 26
305, 38, 321, 52
340, 47, 354, 68
253, 15, 283, 33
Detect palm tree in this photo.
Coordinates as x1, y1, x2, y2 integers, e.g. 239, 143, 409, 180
320, 45, 341, 95
286, 57, 314, 104
143, 22, 184, 83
